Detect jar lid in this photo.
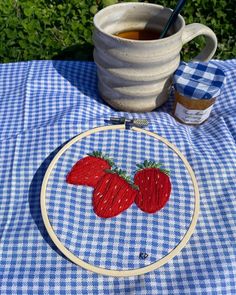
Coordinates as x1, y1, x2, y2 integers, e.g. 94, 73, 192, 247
173, 62, 226, 99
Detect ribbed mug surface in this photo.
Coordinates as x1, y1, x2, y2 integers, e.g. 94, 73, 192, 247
93, 3, 217, 112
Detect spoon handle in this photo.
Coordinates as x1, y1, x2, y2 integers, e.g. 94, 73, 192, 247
159, 0, 187, 39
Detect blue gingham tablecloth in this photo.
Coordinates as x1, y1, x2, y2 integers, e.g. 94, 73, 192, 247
46, 128, 195, 272
0, 59, 236, 294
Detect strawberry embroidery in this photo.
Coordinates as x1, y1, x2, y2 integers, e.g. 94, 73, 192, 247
66, 151, 114, 187
92, 169, 138, 218
66, 152, 172, 218
134, 160, 171, 214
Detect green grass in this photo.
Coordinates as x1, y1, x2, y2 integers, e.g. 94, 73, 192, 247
0, 0, 235, 63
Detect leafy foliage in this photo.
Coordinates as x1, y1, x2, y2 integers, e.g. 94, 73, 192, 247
0, 0, 235, 63
157, 0, 236, 60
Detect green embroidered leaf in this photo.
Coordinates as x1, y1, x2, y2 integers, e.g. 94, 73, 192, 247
88, 151, 114, 167
106, 167, 139, 190
136, 160, 170, 175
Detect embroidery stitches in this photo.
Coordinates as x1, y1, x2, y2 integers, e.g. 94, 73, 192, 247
134, 160, 171, 214
66, 151, 114, 187
66, 154, 171, 218
92, 168, 138, 218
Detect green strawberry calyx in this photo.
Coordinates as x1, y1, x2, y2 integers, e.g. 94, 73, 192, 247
136, 160, 170, 176
105, 168, 139, 190
87, 151, 114, 167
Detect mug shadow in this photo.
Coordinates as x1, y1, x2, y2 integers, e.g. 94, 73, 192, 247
52, 47, 108, 107
53, 43, 94, 61
51, 41, 174, 114
155, 79, 175, 113
28, 141, 71, 259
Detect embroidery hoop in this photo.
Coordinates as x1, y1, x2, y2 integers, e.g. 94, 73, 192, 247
40, 124, 200, 277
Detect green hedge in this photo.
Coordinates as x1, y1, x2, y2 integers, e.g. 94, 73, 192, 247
0, 0, 235, 63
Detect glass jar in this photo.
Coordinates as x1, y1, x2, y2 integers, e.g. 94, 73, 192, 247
172, 62, 226, 125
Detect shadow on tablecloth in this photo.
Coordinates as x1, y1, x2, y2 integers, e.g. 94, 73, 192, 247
52, 60, 107, 106
28, 142, 70, 261
27, 141, 157, 284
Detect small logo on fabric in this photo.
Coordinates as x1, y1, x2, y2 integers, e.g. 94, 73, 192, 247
139, 252, 148, 259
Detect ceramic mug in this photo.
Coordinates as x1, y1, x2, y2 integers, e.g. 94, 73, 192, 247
93, 2, 217, 112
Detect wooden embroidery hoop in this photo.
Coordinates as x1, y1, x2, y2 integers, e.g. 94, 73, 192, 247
40, 124, 200, 277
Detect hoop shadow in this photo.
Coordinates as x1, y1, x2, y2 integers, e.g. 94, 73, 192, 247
28, 141, 71, 259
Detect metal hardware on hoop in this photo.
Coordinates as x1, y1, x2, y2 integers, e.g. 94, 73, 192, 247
110, 117, 149, 129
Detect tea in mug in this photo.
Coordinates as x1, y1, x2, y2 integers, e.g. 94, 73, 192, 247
114, 29, 161, 40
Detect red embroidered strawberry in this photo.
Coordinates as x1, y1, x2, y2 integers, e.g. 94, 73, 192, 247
134, 160, 171, 214
66, 151, 114, 187
93, 169, 138, 218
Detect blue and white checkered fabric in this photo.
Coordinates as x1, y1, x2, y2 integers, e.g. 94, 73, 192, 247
47, 129, 194, 271
0, 59, 236, 294
173, 61, 226, 99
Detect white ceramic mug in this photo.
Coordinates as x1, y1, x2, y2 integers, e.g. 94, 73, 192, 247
93, 2, 217, 112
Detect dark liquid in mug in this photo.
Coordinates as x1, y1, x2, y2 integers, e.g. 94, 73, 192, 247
114, 29, 161, 40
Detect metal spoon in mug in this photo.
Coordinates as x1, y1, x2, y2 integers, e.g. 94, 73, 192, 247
159, 0, 187, 39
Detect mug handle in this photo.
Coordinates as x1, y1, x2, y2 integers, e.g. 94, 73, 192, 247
182, 23, 217, 61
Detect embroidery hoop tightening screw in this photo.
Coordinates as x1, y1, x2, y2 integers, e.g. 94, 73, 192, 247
110, 117, 149, 129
